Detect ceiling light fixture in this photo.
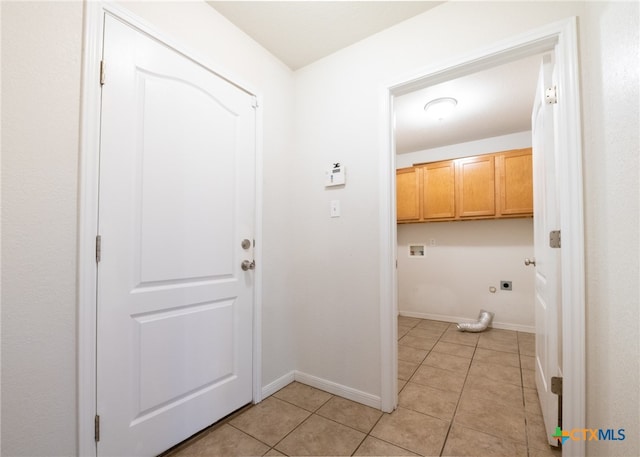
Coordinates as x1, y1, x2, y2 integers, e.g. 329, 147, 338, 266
424, 97, 458, 121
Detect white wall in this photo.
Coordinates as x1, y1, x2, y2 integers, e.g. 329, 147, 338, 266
293, 2, 638, 455
398, 219, 535, 332
1, 2, 83, 455
1, 2, 295, 455
292, 0, 585, 403
396, 131, 532, 168
581, 2, 639, 455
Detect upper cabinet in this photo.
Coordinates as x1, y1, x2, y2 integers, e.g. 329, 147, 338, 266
496, 149, 533, 216
396, 166, 421, 222
397, 148, 532, 223
456, 155, 496, 218
422, 161, 456, 220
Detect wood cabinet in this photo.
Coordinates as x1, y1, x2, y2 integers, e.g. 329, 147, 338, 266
496, 149, 533, 216
397, 148, 532, 223
456, 155, 496, 218
422, 161, 456, 219
396, 166, 421, 222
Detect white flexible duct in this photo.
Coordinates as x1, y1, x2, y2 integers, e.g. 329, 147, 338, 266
456, 309, 495, 332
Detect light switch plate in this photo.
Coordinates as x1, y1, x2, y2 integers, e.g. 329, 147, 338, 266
330, 200, 340, 217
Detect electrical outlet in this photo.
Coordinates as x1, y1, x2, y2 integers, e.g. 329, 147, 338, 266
500, 281, 512, 291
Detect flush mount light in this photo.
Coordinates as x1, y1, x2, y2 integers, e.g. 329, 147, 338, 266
424, 97, 458, 121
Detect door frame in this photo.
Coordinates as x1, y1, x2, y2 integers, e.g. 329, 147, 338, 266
77, 3, 264, 455
378, 17, 585, 456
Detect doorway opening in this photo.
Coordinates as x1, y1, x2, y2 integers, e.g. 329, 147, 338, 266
393, 53, 542, 332
379, 17, 584, 457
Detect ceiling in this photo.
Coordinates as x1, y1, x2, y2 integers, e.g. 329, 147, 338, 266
207, 1, 542, 154
207, 1, 441, 70
394, 54, 543, 153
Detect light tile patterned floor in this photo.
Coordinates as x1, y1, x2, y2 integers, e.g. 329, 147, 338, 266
164, 318, 562, 456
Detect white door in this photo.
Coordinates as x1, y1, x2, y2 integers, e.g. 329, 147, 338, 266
96, 15, 256, 456
531, 53, 562, 446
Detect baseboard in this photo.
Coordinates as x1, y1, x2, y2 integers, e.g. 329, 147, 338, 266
261, 370, 382, 411
261, 370, 295, 399
399, 310, 534, 334
294, 371, 381, 410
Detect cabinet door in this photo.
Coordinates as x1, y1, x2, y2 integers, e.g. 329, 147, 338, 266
497, 149, 533, 216
456, 155, 496, 218
396, 167, 421, 221
422, 161, 456, 219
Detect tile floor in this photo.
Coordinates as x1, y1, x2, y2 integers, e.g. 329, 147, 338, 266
164, 318, 562, 456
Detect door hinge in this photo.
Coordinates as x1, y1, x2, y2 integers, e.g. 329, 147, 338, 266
552, 376, 563, 429
100, 60, 106, 86
549, 230, 561, 248
545, 86, 558, 104
94, 414, 100, 442
96, 235, 102, 263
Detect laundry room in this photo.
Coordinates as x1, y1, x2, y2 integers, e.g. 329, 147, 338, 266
394, 56, 542, 332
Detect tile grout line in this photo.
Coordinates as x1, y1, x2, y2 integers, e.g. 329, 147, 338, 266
266, 407, 317, 455
399, 319, 473, 456
476, 330, 533, 453
172, 319, 539, 457
350, 412, 386, 456
225, 422, 280, 453
274, 394, 408, 456
517, 331, 533, 457
400, 321, 533, 456
264, 389, 337, 455
402, 321, 479, 454
436, 323, 478, 457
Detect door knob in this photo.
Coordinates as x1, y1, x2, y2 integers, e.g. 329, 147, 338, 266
524, 258, 536, 267
241, 260, 255, 271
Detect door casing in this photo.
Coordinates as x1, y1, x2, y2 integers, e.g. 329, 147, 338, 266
379, 17, 585, 457
77, 3, 264, 455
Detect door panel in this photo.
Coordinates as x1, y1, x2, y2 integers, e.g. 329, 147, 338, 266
134, 300, 235, 414
138, 72, 236, 283
97, 15, 255, 456
532, 53, 561, 446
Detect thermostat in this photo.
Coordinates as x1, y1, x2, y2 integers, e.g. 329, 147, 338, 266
325, 163, 346, 187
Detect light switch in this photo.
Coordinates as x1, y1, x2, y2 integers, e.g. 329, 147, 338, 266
330, 200, 340, 217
